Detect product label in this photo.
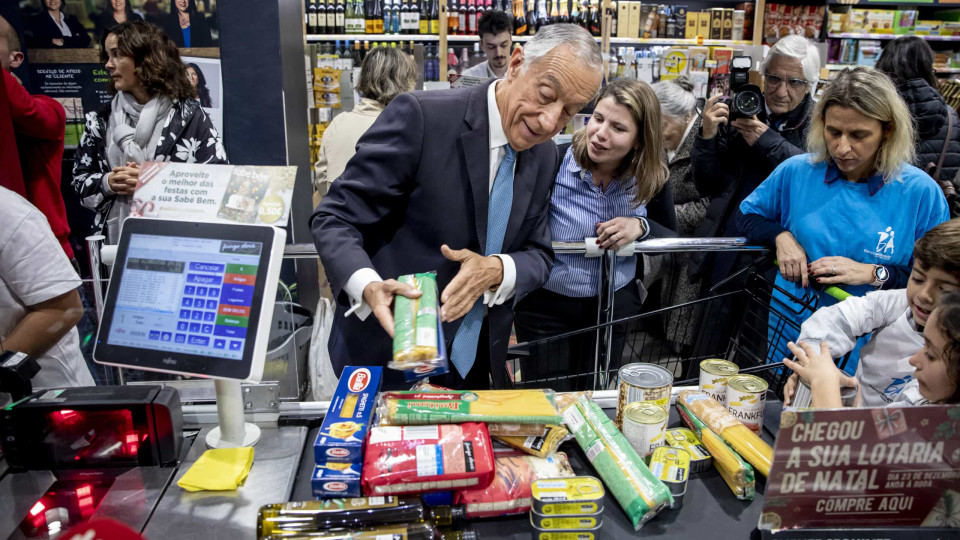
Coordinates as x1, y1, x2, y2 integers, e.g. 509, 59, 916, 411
416, 444, 443, 476
585, 440, 604, 463
540, 517, 598, 530
403, 425, 440, 440
523, 435, 546, 451
541, 502, 599, 515
562, 407, 585, 432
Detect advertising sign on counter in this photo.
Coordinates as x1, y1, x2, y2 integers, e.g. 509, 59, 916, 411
761, 406, 960, 537
132, 162, 297, 227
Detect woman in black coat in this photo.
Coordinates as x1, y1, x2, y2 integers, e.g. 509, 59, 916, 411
877, 36, 960, 215
161, 0, 214, 48
28, 0, 92, 49
94, 0, 142, 39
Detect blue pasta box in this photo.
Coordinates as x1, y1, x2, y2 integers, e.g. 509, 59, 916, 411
311, 462, 362, 498
314, 366, 383, 464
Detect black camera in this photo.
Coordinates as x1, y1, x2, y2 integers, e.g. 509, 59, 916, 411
722, 56, 764, 120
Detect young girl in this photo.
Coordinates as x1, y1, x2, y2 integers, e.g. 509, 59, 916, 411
785, 291, 960, 407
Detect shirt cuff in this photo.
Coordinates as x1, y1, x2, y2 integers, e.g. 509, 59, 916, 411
102, 173, 116, 196
484, 254, 516, 306
343, 267, 383, 321
638, 217, 650, 240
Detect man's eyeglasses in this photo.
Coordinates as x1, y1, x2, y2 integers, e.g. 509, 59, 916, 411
764, 74, 809, 90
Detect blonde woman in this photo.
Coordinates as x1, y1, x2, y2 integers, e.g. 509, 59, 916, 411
514, 78, 670, 390
738, 67, 950, 374
313, 47, 417, 196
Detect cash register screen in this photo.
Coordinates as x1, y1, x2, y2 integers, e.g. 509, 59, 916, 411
95, 219, 280, 380
106, 234, 261, 360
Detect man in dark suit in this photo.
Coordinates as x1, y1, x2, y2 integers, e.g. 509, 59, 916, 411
311, 24, 603, 389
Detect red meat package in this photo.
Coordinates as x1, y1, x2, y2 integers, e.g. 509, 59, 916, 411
362, 423, 495, 495
456, 451, 575, 518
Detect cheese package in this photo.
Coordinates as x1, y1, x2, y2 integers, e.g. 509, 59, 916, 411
456, 452, 575, 518
676, 402, 755, 500
677, 390, 772, 477
312, 461, 362, 498
379, 389, 562, 425
562, 396, 672, 530
390, 273, 448, 381
314, 366, 382, 464
362, 423, 495, 495
494, 424, 569, 458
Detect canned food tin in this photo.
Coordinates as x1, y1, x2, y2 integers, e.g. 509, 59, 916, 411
617, 363, 673, 426
664, 428, 712, 474
530, 530, 598, 540
648, 446, 690, 510
699, 359, 739, 405
531, 477, 605, 516
792, 376, 858, 408
621, 402, 668, 458
726, 374, 768, 433
530, 510, 602, 531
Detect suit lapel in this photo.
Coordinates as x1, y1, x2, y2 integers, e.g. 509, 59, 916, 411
502, 148, 536, 251
460, 81, 495, 251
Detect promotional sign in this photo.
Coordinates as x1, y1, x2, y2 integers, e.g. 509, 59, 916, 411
132, 162, 296, 227
761, 406, 960, 533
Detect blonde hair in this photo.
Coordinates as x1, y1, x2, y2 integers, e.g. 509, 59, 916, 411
356, 47, 418, 107
571, 79, 668, 207
807, 67, 915, 181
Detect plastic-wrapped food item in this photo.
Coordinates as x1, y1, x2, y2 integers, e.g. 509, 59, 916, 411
362, 423, 495, 495
456, 452, 574, 518
494, 424, 569, 458
676, 401, 755, 500
407, 382, 548, 437
561, 396, 672, 530
389, 273, 447, 381
677, 390, 772, 477
554, 391, 593, 412
379, 390, 562, 425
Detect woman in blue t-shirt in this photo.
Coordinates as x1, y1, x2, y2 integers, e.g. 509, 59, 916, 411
738, 67, 950, 374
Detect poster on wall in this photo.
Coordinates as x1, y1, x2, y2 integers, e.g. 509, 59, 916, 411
18, 0, 219, 50
31, 62, 112, 145
181, 56, 222, 135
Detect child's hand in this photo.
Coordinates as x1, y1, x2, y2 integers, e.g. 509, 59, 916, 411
783, 341, 844, 408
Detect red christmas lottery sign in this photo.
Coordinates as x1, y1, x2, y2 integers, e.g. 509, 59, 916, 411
760, 405, 960, 531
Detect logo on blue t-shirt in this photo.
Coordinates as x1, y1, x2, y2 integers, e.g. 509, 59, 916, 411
876, 227, 896, 255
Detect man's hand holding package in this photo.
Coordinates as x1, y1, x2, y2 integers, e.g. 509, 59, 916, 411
439, 244, 503, 322
363, 279, 421, 337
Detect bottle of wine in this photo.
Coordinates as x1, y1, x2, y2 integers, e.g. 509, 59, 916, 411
391, 0, 401, 33
467, 0, 477, 35
514, 0, 526, 35
458, 0, 467, 35
577, 0, 587, 29
525, 0, 535, 34
470, 42, 484, 66
398, 0, 410, 34
322, 0, 333, 34
428, 0, 439, 33
410, 0, 421, 35
447, 0, 459, 34
559, 0, 569, 23
308, 0, 319, 33
459, 46, 469, 73
354, 40, 363, 64
419, 0, 429, 34
335, 0, 346, 33
549, 0, 559, 24
484, 0, 492, 15
609, 0, 617, 36
372, 0, 384, 32
257, 523, 477, 540
535, 0, 547, 30
588, 0, 600, 35
345, 0, 355, 33
447, 46, 459, 74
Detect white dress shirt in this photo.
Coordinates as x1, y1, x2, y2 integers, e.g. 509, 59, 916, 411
49, 12, 73, 37
343, 80, 518, 319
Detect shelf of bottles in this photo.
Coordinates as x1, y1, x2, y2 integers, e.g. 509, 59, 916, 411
307, 33, 752, 45
827, 32, 960, 42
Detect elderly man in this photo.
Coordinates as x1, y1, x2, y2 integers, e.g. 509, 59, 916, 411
690, 34, 821, 288
311, 24, 603, 389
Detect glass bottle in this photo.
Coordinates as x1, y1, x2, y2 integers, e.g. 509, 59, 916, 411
470, 42, 483, 66
459, 46, 469, 73
589, 0, 600, 35
260, 523, 478, 540
447, 46, 459, 74
308, 0, 319, 34
419, 0, 430, 33
577, 0, 588, 29
514, 0, 526, 35
458, 0, 467, 35
525, 0, 536, 34
559, 0, 569, 23
428, 0, 439, 33
467, 0, 477, 35
609, 0, 617, 36
447, 0, 459, 34
372, 0, 384, 32
319, 0, 330, 33
335, 0, 346, 33
410, 0, 421, 34
549, 0, 559, 24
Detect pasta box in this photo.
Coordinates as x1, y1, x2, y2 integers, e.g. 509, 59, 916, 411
314, 366, 383, 464
311, 461, 362, 498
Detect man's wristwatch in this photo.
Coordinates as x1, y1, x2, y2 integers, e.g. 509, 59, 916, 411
871, 265, 889, 288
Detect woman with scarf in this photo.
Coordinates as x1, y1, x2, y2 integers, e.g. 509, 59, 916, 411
72, 21, 226, 243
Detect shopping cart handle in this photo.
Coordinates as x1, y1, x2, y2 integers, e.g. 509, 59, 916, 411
772, 259, 854, 302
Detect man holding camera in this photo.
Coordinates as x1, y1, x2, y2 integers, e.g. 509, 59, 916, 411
690, 34, 821, 288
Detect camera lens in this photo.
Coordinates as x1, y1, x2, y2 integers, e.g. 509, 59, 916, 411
734, 90, 763, 116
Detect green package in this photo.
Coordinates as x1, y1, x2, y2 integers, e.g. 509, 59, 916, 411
391, 274, 418, 361
381, 390, 563, 425
413, 273, 438, 352
562, 396, 672, 530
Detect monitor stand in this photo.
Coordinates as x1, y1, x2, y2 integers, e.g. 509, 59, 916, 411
205, 379, 261, 448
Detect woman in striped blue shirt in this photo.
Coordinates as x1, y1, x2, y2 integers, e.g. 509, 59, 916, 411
514, 79, 670, 390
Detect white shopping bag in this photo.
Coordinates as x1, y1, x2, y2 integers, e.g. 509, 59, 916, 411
309, 297, 339, 401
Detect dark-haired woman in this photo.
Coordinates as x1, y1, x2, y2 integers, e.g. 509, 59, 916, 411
186, 63, 212, 107
876, 36, 960, 216
94, 0, 142, 39
72, 21, 226, 244
27, 0, 91, 49
162, 0, 214, 48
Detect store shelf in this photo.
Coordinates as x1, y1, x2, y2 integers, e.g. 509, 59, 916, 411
827, 32, 960, 41
307, 33, 751, 46
827, 0, 960, 5
826, 62, 960, 73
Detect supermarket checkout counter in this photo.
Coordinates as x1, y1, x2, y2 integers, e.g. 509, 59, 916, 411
0, 391, 779, 540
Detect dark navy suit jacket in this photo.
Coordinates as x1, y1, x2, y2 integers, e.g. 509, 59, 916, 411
310, 80, 558, 381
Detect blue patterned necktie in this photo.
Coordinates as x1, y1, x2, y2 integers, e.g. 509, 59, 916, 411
449, 144, 517, 379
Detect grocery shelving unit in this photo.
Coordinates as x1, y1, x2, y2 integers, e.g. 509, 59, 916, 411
827, 32, 960, 41
307, 33, 753, 45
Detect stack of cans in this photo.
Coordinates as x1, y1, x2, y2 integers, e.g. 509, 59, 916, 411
647, 446, 691, 509
530, 477, 605, 540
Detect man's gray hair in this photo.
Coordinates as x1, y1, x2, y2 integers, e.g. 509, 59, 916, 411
652, 75, 697, 120
521, 24, 602, 74
760, 35, 821, 91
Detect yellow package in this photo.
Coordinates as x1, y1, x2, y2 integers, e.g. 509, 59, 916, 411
404, 382, 547, 436
494, 424, 569, 458
380, 389, 562, 425
677, 390, 772, 477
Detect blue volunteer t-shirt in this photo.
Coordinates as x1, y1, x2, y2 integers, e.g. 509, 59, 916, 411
740, 154, 949, 372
